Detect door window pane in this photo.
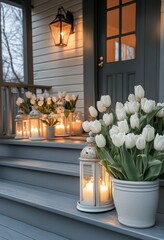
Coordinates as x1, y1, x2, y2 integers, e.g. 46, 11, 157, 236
1, 2, 24, 82
107, 9, 119, 37
122, 3, 136, 34
121, 34, 136, 60
122, 0, 133, 4
106, 38, 119, 62
107, 0, 119, 8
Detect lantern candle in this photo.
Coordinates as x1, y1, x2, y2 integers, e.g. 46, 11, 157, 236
83, 180, 93, 202
100, 182, 109, 202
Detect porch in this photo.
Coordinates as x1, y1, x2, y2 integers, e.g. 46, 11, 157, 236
0, 0, 164, 239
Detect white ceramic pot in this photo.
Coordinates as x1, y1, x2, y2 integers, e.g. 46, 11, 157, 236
112, 178, 159, 228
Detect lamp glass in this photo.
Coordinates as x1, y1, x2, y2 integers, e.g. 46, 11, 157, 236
50, 20, 72, 46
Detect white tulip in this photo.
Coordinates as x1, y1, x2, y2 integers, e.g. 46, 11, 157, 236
142, 125, 155, 142
128, 94, 136, 102
39, 95, 44, 101
58, 91, 63, 99
124, 101, 131, 114
140, 98, 147, 109
111, 133, 125, 147
124, 133, 136, 149
89, 120, 101, 134
25, 91, 32, 99
30, 99, 35, 105
100, 95, 111, 107
65, 94, 70, 102
116, 102, 124, 110
97, 101, 106, 112
154, 134, 164, 151
95, 134, 106, 148
116, 108, 127, 121
52, 96, 57, 102
103, 113, 113, 126
31, 94, 36, 101
109, 125, 120, 137
130, 113, 139, 129
136, 134, 146, 150
117, 119, 129, 134
134, 85, 145, 100
142, 99, 155, 113
16, 97, 24, 106
89, 106, 98, 118
82, 121, 90, 132
38, 100, 44, 107
156, 103, 164, 117
72, 95, 77, 101
127, 101, 140, 114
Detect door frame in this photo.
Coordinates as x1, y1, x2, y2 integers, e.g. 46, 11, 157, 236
83, 0, 161, 120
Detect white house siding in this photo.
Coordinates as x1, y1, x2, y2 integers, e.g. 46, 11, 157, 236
32, 0, 84, 114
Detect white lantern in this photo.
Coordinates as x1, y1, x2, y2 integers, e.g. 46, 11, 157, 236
29, 107, 44, 141
15, 110, 29, 139
77, 134, 114, 212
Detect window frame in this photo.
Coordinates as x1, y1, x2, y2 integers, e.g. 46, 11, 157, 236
0, 0, 33, 84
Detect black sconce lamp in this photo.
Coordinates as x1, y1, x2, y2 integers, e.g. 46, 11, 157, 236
49, 6, 74, 47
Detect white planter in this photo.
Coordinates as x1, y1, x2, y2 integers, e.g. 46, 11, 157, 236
112, 178, 159, 228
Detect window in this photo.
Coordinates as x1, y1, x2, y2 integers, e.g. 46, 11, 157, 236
0, 1, 24, 82
106, 0, 136, 62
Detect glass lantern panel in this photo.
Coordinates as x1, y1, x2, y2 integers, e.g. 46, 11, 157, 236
98, 164, 111, 205
81, 163, 95, 205
15, 121, 23, 137
30, 118, 39, 138
22, 119, 29, 137
61, 21, 71, 46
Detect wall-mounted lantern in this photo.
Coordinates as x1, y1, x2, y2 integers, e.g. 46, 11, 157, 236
49, 6, 74, 47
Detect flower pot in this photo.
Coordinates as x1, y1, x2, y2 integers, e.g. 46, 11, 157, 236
112, 178, 159, 228
46, 126, 55, 139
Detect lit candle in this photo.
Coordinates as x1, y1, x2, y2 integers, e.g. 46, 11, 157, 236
31, 127, 38, 137
83, 181, 93, 202
16, 130, 22, 136
55, 123, 66, 136
100, 182, 109, 202
71, 120, 82, 135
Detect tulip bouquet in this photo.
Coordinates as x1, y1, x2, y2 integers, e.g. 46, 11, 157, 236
16, 91, 37, 114
82, 85, 164, 181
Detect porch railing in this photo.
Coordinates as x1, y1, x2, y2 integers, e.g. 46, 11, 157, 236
0, 82, 51, 138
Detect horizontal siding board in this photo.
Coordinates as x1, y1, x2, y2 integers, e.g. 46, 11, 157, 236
33, 40, 83, 57
50, 85, 83, 93
34, 57, 83, 72
34, 66, 83, 79
34, 75, 83, 86
33, 48, 83, 64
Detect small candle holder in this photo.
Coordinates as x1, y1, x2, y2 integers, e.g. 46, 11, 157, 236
77, 133, 114, 212
15, 110, 29, 139
29, 106, 45, 141
71, 112, 83, 136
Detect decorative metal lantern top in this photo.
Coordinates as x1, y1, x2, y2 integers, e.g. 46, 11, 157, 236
29, 107, 44, 141
77, 133, 114, 212
15, 110, 29, 139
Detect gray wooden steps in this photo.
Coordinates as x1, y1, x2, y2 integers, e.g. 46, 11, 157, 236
0, 157, 79, 195
0, 180, 163, 240
0, 214, 69, 240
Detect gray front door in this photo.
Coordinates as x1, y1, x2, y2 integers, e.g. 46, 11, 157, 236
97, 0, 160, 104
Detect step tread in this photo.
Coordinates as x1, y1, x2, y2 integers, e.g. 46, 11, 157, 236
0, 180, 163, 240
0, 157, 79, 176
0, 214, 69, 240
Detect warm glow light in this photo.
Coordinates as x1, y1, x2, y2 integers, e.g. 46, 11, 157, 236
55, 123, 65, 136
83, 180, 93, 202
100, 182, 109, 202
